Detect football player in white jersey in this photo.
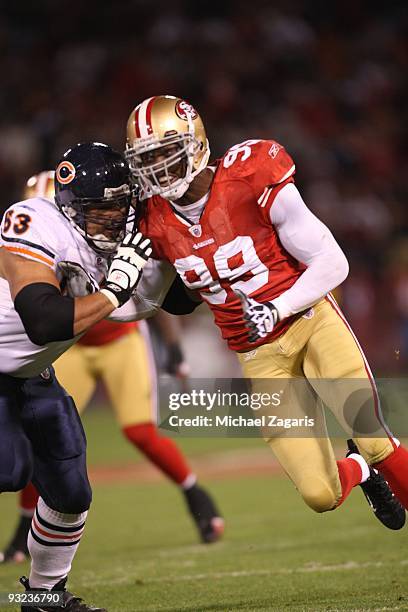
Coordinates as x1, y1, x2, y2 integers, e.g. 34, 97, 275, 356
0, 142, 152, 612
0, 171, 223, 565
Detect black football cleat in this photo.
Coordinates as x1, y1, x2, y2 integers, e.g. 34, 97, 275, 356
19, 576, 107, 612
184, 484, 225, 543
0, 516, 31, 563
347, 439, 406, 530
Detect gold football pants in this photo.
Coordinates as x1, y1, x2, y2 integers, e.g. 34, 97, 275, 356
237, 296, 395, 512
53, 322, 156, 427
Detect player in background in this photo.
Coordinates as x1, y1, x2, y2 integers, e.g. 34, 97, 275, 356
1, 172, 224, 565
122, 95, 408, 529
0, 143, 153, 612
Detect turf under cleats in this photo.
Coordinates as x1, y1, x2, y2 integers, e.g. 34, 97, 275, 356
0, 516, 31, 564
347, 439, 406, 530
184, 484, 225, 543
19, 576, 107, 612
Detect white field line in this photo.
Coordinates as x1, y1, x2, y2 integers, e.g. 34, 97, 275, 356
141, 559, 401, 582
79, 559, 407, 589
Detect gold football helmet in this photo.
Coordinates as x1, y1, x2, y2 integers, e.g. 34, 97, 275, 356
24, 170, 55, 200
125, 95, 210, 201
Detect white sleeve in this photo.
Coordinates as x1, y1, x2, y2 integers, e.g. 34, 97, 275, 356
0, 199, 58, 271
108, 258, 177, 322
270, 183, 349, 320
107, 299, 139, 322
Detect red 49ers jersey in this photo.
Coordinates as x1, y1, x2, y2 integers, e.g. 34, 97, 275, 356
139, 139, 305, 352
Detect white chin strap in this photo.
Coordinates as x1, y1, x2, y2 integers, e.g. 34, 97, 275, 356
141, 145, 210, 201
62, 206, 120, 252
158, 177, 191, 201
91, 234, 120, 252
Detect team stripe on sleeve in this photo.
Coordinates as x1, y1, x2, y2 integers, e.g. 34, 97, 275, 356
257, 176, 296, 213
30, 507, 85, 547
257, 187, 273, 208
277, 164, 296, 183
1, 234, 56, 268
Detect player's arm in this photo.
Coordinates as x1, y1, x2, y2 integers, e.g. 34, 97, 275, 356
108, 258, 203, 323
0, 231, 151, 345
108, 258, 177, 322
161, 274, 202, 315
0, 248, 114, 344
236, 182, 349, 342
270, 182, 349, 319
154, 311, 190, 377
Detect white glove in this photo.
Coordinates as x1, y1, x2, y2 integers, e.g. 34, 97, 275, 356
234, 289, 279, 343
101, 231, 152, 308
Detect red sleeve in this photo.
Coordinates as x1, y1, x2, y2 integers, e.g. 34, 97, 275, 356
257, 176, 295, 221
220, 139, 295, 193
247, 140, 296, 221
251, 140, 295, 188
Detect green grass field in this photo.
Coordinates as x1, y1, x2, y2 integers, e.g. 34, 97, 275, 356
1, 407, 407, 612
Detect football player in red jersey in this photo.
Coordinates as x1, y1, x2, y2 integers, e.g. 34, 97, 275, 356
123, 94, 408, 529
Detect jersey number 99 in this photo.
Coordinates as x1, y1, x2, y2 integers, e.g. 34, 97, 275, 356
174, 235, 269, 304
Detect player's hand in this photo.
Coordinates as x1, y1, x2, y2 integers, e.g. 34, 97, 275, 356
101, 231, 152, 308
58, 261, 98, 297
165, 342, 190, 378
234, 289, 279, 343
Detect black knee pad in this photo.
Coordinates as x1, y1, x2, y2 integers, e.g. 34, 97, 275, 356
55, 479, 92, 514
37, 464, 93, 514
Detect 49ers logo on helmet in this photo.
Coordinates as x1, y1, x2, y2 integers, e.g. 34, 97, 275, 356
175, 100, 198, 121
56, 160, 76, 185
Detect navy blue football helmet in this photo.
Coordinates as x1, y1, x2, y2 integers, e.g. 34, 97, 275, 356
54, 142, 135, 254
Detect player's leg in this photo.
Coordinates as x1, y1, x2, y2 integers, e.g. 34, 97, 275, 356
303, 297, 407, 519
53, 343, 97, 414
1, 346, 97, 564
0, 375, 35, 564
238, 333, 343, 513
102, 325, 192, 483
0, 374, 33, 494
20, 369, 93, 593
0, 483, 37, 563
102, 323, 224, 542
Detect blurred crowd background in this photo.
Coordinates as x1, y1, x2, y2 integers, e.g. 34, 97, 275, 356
0, 0, 407, 373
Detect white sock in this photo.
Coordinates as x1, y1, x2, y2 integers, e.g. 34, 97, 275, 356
28, 498, 87, 589
348, 453, 370, 483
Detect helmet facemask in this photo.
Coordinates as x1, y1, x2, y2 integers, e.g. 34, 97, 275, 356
60, 185, 134, 254
126, 131, 209, 201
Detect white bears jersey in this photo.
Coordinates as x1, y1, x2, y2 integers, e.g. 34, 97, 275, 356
0, 197, 108, 377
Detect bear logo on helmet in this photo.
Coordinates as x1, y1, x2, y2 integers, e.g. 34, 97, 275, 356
56, 160, 76, 185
